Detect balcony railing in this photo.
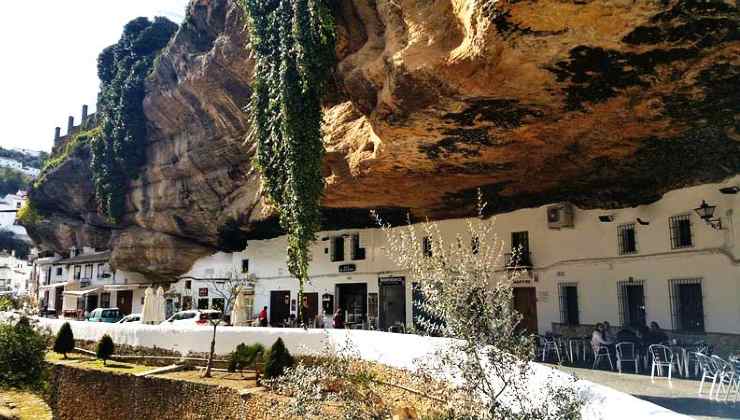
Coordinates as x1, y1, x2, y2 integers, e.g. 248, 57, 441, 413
504, 252, 532, 269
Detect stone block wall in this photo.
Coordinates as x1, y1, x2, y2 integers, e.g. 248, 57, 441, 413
45, 364, 254, 420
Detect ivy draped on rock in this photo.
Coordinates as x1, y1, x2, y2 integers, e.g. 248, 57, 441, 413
92, 17, 178, 222
241, 0, 335, 320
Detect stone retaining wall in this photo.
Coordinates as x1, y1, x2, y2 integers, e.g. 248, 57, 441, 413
45, 364, 253, 420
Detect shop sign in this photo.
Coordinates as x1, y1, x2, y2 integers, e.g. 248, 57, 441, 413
338, 264, 356, 273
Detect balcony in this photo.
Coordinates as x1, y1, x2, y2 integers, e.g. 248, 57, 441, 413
504, 251, 532, 269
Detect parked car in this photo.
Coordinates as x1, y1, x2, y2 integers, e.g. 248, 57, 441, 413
164, 310, 222, 326
87, 307, 122, 323
117, 313, 141, 324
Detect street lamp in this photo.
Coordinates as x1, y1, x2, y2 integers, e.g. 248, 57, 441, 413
694, 200, 722, 230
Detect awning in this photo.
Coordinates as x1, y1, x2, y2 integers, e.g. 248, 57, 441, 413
39, 282, 70, 289
63, 288, 101, 297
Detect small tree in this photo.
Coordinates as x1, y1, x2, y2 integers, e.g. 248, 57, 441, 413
264, 338, 294, 379
227, 342, 265, 375
202, 272, 254, 378
53, 322, 75, 359
0, 316, 47, 389
96, 334, 115, 366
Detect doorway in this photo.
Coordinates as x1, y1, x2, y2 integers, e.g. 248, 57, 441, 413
336, 283, 367, 326
302, 292, 319, 324
55, 287, 64, 316
619, 282, 646, 327
379, 277, 406, 331
513, 287, 538, 333
270, 290, 291, 327
116, 290, 133, 315
86, 294, 98, 313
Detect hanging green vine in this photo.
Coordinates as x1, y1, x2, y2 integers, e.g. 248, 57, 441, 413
240, 0, 335, 320
92, 17, 178, 222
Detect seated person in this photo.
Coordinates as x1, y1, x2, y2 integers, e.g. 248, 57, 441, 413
591, 323, 612, 353
649, 321, 669, 345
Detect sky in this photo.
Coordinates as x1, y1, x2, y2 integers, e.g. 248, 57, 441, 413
0, 0, 191, 153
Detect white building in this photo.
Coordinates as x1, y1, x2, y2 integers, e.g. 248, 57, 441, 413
35, 247, 147, 318
0, 191, 29, 240
167, 176, 740, 352
0, 250, 31, 296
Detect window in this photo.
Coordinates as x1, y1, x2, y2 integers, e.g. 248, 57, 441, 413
197, 298, 209, 310
97, 263, 107, 278
211, 298, 225, 312
83, 264, 93, 280
617, 280, 646, 327
73, 265, 81, 280
618, 223, 637, 255
669, 278, 704, 332
558, 283, 579, 325
510, 231, 531, 266
350, 234, 365, 260
422, 236, 432, 257
331, 237, 345, 262
56, 267, 63, 276
185, 280, 192, 289
241, 259, 249, 273
45, 268, 52, 285
669, 214, 693, 249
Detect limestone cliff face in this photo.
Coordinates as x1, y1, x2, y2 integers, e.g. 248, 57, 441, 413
27, 0, 740, 279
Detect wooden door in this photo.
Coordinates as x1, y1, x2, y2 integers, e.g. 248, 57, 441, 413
379, 278, 406, 331
270, 291, 291, 327
116, 290, 133, 315
55, 287, 64, 316
513, 287, 538, 333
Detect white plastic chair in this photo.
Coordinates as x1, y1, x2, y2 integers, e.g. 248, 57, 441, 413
540, 335, 562, 364
695, 353, 719, 396
649, 344, 674, 381
712, 355, 736, 401
592, 344, 613, 370
616, 342, 639, 374
729, 356, 740, 402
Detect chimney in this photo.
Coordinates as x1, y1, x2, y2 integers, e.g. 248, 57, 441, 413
54, 127, 61, 143
67, 116, 75, 135
81, 104, 89, 126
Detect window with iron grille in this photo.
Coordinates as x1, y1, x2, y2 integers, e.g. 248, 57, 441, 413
558, 283, 579, 325
669, 214, 693, 249
617, 223, 637, 255
471, 236, 480, 255
241, 259, 249, 273
617, 280, 646, 327
422, 236, 432, 257
510, 231, 531, 266
669, 278, 704, 332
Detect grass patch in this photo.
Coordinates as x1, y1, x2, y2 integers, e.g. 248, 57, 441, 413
34, 127, 100, 188
45, 351, 152, 375
0, 389, 52, 420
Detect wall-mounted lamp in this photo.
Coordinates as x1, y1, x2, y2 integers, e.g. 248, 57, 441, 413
694, 200, 722, 230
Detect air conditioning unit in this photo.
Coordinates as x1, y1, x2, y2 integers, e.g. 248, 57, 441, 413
547, 203, 574, 229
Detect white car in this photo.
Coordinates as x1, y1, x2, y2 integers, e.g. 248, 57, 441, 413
164, 310, 222, 326
117, 313, 141, 324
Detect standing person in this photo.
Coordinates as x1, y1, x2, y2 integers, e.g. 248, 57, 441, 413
332, 307, 344, 329
258, 306, 268, 327
301, 300, 311, 328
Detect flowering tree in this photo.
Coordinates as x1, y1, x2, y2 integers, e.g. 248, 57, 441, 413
373, 198, 582, 419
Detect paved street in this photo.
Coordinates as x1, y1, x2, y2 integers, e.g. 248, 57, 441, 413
558, 366, 740, 420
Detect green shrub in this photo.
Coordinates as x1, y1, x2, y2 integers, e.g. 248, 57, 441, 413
227, 342, 265, 373
15, 200, 42, 227
53, 322, 75, 359
264, 338, 294, 379
0, 295, 16, 312
0, 317, 47, 389
95, 334, 115, 365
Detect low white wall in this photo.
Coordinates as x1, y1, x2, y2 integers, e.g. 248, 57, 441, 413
34, 317, 689, 420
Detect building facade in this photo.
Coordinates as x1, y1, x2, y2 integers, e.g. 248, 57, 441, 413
169, 176, 740, 350
35, 247, 147, 318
